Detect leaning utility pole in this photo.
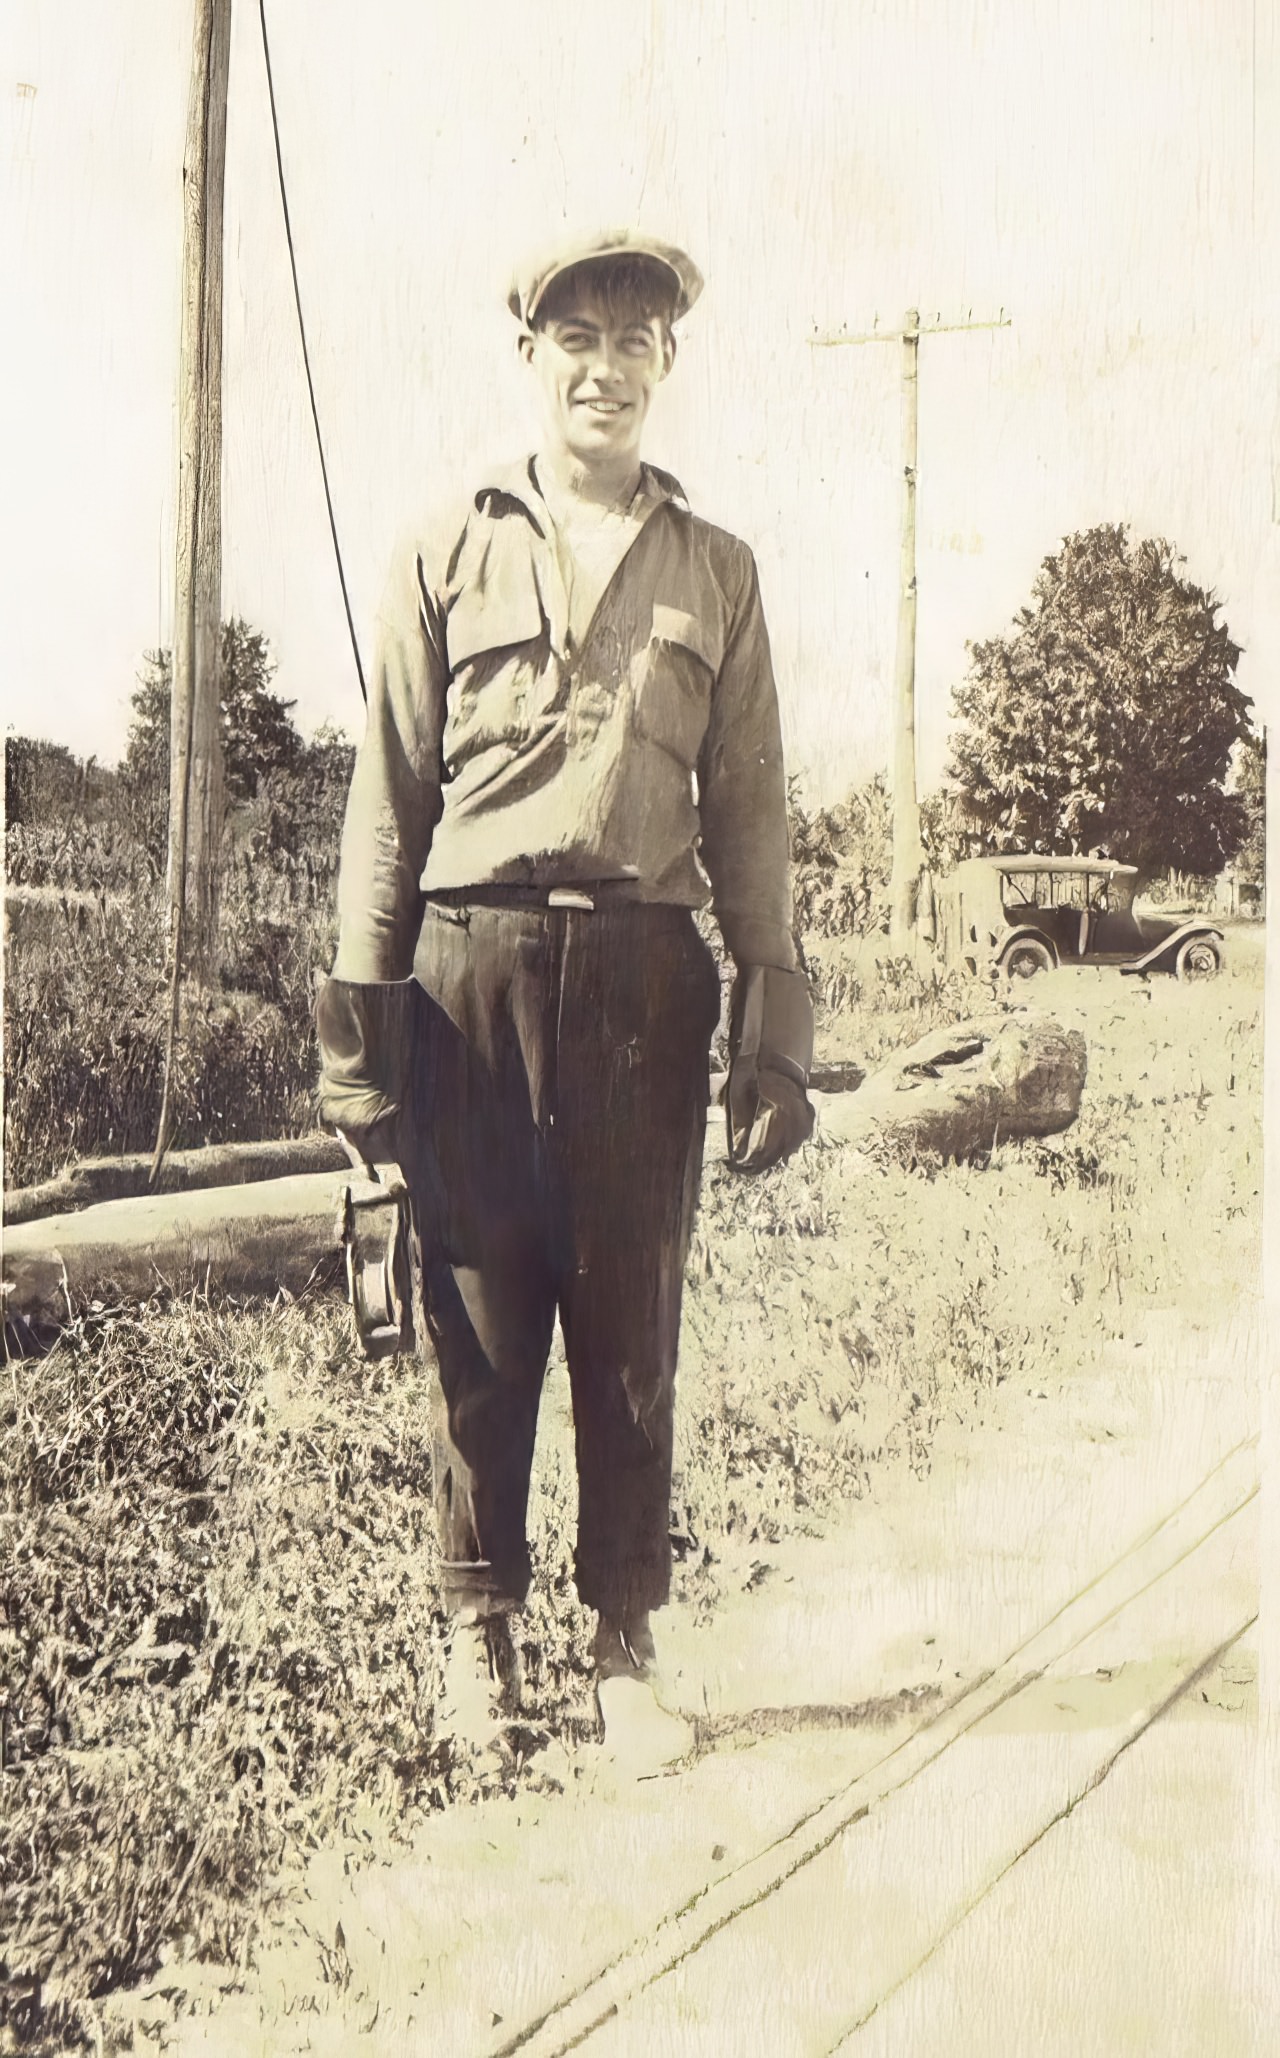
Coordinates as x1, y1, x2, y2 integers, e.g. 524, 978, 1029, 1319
153, 0, 232, 1177
812, 307, 1011, 940
168, 0, 231, 983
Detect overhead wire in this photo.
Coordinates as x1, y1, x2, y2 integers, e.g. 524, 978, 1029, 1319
257, 0, 367, 702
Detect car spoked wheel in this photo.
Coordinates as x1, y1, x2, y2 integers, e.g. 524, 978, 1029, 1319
1176, 937, 1221, 981
1002, 939, 1053, 981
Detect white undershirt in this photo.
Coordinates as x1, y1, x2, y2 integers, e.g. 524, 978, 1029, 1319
537, 468, 662, 651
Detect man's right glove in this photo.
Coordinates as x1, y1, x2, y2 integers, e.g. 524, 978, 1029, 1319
725, 963, 816, 1174
316, 976, 411, 1171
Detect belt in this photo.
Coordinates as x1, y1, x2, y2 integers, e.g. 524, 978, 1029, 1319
426, 882, 646, 914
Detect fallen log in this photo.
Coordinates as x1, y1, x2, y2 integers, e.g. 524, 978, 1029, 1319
4, 1133, 349, 1227
2, 1010, 1084, 1326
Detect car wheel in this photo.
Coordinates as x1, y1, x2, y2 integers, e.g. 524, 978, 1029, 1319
1176, 937, 1221, 981
1002, 939, 1053, 981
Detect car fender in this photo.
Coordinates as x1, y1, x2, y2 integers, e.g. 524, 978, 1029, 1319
995, 924, 1060, 969
1119, 920, 1225, 976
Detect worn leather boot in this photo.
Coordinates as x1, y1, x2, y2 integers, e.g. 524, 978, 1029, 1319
438, 1613, 524, 1759
594, 1611, 693, 1775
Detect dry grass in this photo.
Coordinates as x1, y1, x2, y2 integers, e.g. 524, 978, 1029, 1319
0, 1304, 602, 2051
0, 929, 1262, 2052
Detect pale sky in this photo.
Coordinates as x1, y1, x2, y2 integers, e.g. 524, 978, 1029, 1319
3, 0, 1277, 802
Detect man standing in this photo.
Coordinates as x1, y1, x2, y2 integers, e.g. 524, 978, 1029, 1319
318, 231, 814, 1770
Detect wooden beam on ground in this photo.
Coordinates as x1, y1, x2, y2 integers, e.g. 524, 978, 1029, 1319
3, 1134, 349, 1227
3, 1172, 347, 1328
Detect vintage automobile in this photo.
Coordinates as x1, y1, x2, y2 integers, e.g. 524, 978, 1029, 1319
934, 855, 1225, 982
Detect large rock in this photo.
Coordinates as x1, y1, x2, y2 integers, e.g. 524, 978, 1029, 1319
813, 1008, 1087, 1160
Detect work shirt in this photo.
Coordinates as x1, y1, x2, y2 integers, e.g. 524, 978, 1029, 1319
331, 457, 797, 987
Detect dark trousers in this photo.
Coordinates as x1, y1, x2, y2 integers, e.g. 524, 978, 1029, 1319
404, 899, 722, 1623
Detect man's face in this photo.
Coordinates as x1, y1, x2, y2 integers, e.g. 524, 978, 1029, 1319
521, 287, 674, 470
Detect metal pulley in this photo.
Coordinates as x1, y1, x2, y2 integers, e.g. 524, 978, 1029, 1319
339, 1161, 414, 1358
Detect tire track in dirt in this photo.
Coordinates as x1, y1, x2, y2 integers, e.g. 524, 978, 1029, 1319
493, 1437, 1257, 2057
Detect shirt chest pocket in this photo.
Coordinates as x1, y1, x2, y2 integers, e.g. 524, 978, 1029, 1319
443, 583, 551, 772
632, 604, 721, 770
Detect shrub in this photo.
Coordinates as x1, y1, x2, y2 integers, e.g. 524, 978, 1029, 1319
5, 646, 351, 1186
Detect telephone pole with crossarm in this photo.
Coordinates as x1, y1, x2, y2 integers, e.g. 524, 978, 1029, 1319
811, 307, 1011, 941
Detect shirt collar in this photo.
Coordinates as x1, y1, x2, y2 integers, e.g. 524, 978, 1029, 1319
474, 456, 690, 533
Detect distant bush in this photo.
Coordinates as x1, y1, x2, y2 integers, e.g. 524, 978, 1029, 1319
4, 625, 354, 1188
4, 739, 147, 896
4, 737, 85, 829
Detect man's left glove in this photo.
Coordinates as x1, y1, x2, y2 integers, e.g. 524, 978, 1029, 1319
725, 963, 816, 1174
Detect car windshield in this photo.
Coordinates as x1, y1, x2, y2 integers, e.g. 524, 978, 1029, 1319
999, 868, 1125, 913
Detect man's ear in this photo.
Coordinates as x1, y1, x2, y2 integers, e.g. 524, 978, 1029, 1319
659, 329, 677, 379
517, 327, 536, 366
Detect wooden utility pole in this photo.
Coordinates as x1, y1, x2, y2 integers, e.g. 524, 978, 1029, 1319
812, 308, 1011, 940
153, 0, 231, 1178
169, 0, 231, 985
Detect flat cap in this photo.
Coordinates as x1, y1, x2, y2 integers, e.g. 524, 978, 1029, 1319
508, 229, 704, 327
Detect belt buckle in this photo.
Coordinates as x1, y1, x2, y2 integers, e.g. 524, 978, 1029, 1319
547, 888, 596, 911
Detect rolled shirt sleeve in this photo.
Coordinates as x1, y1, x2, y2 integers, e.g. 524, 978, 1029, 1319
331, 540, 449, 985
697, 547, 798, 974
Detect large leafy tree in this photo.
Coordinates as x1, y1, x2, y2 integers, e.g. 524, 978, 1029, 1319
946, 525, 1251, 881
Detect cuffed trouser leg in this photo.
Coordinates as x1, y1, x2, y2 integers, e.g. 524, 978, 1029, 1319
424, 1239, 555, 1617
406, 934, 557, 1618
554, 907, 718, 1622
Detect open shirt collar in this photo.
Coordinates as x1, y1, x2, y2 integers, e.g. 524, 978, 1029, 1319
473, 457, 691, 534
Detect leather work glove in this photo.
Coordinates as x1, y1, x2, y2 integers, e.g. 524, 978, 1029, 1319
315, 976, 411, 1172
725, 963, 816, 1174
